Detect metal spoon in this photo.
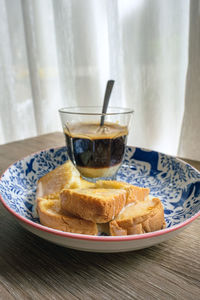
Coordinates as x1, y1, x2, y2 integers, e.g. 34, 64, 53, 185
100, 80, 115, 126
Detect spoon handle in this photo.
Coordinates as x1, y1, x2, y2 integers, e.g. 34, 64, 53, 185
100, 80, 115, 126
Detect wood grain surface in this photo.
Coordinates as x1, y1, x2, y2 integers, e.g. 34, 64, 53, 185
0, 132, 199, 300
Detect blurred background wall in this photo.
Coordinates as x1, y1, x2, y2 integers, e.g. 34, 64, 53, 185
0, 0, 199, 160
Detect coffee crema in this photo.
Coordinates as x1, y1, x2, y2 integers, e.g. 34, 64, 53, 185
64, 122, 128, 178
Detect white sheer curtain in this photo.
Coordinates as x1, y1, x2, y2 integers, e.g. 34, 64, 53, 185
0, 0, 199, 160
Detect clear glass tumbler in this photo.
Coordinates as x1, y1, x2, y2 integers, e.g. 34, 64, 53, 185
59, 106, 134, 180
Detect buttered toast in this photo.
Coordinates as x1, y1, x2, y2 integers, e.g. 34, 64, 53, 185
36, 161, 166, 236
60, 180, 150, 224
60, 188, 127, 223
109, 197, 165, 235
37, 160, 94, 198
95, 180, 150, 205
37, 197, 98, 235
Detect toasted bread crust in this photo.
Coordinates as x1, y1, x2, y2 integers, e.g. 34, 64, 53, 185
60, 188, 127, 223
36, 160, 94, 197
109, 198, 165, 236
95, 180, 150, 205
36, 161, 80, 197
37, 198, 98, 235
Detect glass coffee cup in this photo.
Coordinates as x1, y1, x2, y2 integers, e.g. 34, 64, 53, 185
59, 106, 133, 181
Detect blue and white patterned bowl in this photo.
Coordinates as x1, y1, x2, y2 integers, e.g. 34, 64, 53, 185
0, 146, 199, 253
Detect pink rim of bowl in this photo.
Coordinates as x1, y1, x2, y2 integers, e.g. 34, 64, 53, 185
0, 147, 200, 243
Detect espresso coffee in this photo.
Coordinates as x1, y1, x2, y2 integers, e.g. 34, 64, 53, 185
64, 122, 128, 178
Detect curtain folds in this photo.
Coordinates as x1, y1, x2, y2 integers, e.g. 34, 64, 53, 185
177, 0, 200, 161
0, 0, 199, 160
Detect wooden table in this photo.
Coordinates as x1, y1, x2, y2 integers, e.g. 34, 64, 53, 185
0, 132, 199, 300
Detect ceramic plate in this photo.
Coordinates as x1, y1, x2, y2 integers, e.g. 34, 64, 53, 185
0, 146, 200, 253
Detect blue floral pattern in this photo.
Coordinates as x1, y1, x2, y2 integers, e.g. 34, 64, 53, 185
0, 146, 199, 229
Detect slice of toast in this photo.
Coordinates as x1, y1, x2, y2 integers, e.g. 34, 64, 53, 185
95, 180, 150, 205
37, 197, 98, 235
109, 197, 165, 236
60, 188, 127, 223
36, 160, 94, 197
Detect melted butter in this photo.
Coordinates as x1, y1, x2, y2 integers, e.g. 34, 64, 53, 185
75, 188, 125, 198
44, 200, 61, 214
116, 196, 156, 220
